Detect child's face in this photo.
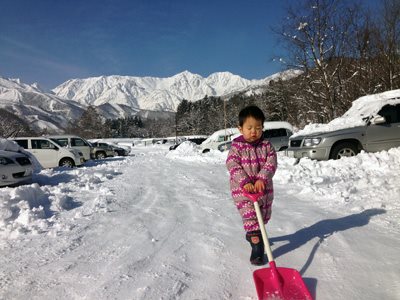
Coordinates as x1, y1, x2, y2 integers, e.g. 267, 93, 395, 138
239, 116, 263, 143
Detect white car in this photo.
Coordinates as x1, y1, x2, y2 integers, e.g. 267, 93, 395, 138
47, 135, 93, 161
200, 121, 294, 153
199, 128, 240, 153
0, 150, 33, 187
12, 137, 84, 168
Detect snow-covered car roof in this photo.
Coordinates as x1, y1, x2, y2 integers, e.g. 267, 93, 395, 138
292, 89, 400, 138
263, 121, 293, 131
0, 138, 21, 152
202, 128, 240, 144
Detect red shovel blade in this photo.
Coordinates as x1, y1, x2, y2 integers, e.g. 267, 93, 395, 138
253, 262, 312, 300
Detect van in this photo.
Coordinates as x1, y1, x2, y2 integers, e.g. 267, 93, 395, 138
12, 137, 84, 168
47, 135, 92, 161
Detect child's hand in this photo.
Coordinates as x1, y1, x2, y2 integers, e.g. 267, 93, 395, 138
254, 180, 265, 193
243, 183, 255, 193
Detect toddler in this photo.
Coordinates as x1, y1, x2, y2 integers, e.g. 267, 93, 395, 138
226, 105, 277, 265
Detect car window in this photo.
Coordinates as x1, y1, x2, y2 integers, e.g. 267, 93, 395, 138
264, 128, 287, 138
14, 139, 28, 148
217, 136, 225, 142
377, 104, 400, 124
32, 139, 56, 149
52, 138, 68, 147
71, 138, 87, 147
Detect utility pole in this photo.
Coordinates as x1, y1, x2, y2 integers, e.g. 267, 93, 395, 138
175, 113, 178, 144
223, 99, 227, 141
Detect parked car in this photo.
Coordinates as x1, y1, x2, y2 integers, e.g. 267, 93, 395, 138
202, 121, 294, 153
0, 150, 33, 187
287, 89, 400, 160
199, 128, 240, 153
169, 137, 207, 150
47, 135, 92, 161
12, 137, 84, 168
89, 142, 115, 159
103, 143, 129, 156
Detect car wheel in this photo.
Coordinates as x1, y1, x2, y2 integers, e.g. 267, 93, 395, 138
330, 142, 359, 159
59, 158, 75, 167
96, 152, 106, 159
114, 151, 119, 156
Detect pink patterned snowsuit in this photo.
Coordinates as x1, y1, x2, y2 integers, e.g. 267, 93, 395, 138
226, 135, 277, 232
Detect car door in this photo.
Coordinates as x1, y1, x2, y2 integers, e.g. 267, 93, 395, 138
264, 128, 290, 151
365, 104, 400, 152
71, 137, 91, 161
31, 139, 59, 168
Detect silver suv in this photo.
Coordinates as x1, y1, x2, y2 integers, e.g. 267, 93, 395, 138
288, 91, 400, 160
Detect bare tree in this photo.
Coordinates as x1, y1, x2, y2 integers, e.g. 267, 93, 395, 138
277, 0, 362, 122
376, 0, 400, 90
0, 109, 35, 138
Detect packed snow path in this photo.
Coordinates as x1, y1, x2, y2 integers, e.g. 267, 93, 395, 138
0, 145, 399, 299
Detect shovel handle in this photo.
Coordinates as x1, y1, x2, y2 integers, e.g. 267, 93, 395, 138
243, 191, 275, 263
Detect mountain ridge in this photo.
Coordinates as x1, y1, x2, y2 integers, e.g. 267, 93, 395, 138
52, 70, 300, 112
0, 70, 300, 133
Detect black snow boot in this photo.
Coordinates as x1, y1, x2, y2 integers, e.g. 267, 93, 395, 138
245, 230, 265, 266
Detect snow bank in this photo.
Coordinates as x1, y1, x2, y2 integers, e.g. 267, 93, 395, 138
165, 141, 227, 163
275, 148, 400, 231
0, 159, 123, 239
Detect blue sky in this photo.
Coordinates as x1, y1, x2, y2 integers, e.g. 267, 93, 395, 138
0, 0, 377, 90
0, 0, 289, 89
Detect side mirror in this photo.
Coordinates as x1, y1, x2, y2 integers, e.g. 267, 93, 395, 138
371, 116, 386, 125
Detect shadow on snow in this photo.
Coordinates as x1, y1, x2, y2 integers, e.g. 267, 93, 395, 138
269, 208, 386, 298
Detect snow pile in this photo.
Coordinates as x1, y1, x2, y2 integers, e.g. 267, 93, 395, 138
0, 184, 52, 238
292, 89, 400, 137
0, 159, 123, 239
275, 148, 400, 231
166, 141, 227, 163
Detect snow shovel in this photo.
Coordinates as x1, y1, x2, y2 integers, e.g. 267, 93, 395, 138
243, 191, 313, 300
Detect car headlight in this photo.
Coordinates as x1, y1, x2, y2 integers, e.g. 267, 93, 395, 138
303, 137, 322, 147
0, 157, 14, 165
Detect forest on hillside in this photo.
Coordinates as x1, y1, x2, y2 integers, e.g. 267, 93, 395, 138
2, 0, 400, 139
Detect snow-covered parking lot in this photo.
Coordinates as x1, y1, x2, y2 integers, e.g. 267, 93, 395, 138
1, 143, 399, 299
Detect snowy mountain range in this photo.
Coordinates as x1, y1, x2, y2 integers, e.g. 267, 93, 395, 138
52, 70, 300, 112
0, 77, 85, 133
0, 70, 300, 133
